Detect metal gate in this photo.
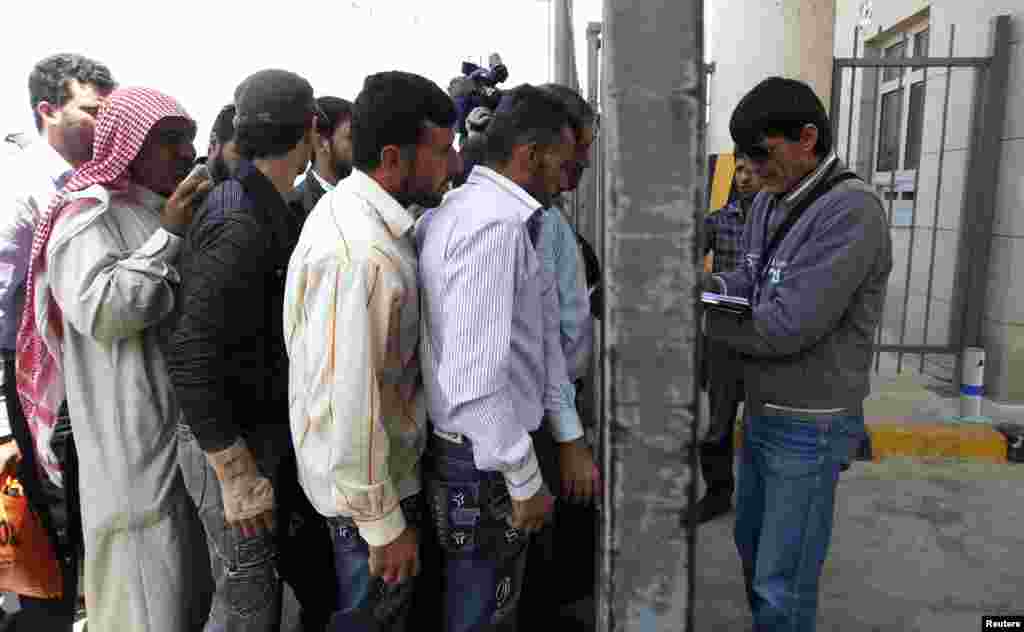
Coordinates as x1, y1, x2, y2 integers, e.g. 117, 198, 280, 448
828, 15, 1012, 381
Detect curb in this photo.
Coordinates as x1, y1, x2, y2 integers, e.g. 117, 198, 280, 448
864, 419, 1008, 463
731, 418, 1015, 463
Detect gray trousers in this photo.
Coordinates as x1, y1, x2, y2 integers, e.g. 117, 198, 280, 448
177, 426, 283, 632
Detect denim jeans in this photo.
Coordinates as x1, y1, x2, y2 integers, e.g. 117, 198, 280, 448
734, 407, 865, 632
327, 495, 424, 632
177, 425, 282, 632
425, 434, 531, 632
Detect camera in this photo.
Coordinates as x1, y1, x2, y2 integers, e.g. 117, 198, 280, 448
448, 53, 509, 139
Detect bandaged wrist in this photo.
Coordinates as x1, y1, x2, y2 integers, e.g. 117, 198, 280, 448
205, 438, 274, 523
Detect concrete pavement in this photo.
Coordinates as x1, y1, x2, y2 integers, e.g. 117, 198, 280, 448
694, 459, 1024, 631
72, 459, 1024, 631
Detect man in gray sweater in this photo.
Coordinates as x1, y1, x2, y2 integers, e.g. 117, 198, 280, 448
706, 77, 893, 631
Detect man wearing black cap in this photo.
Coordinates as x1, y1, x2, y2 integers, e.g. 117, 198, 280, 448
167, 68, 332, 632
705, 77, 892, 631
292, 96, 354, 218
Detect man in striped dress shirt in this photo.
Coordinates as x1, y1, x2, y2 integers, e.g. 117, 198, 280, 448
416, 85, 580, 630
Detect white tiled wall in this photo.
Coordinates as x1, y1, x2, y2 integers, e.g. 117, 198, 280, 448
985, 235, 1024, 325
1003, 41, 1024, 140
912, 148, 968, 231
983, 316, 1024, 401
991, 139, 1024, 238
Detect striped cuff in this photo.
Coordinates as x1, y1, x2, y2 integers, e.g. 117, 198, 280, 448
502, 445, 542, 501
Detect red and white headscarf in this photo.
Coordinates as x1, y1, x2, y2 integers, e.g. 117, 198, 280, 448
16, 87, 192, 487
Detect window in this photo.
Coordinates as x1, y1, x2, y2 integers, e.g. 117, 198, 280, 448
883, 41, 906, 81
878, 89, 904, 172
912, 29, 930, 70
873, 20, 929, 177
870, 18, 929, 227
904, 82, 926, 170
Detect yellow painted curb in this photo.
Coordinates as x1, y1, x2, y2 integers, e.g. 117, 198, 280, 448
731, 418, 1009, 463
865, 420, 1008, 463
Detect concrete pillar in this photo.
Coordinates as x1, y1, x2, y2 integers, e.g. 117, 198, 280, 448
598, 0, 702, 629
782, 0, 838, 108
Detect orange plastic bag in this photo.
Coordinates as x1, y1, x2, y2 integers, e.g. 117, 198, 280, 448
0, 474, 63, 599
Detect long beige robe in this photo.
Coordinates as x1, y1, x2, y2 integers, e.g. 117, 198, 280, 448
46, 183, 202, 632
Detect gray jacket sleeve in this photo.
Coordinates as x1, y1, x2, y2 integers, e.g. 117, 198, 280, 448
708, 189, 887, 357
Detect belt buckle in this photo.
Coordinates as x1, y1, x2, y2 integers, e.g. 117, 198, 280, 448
433, 429, 464, 444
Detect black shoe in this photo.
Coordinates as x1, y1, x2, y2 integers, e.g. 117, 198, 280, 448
683, 492, 733, 526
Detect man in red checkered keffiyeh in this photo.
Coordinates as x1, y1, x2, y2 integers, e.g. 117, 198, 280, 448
17, 87, 200, 486
15, 86, 211, 632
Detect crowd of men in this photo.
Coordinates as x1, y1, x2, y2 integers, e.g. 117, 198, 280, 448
0, 51, 891, 632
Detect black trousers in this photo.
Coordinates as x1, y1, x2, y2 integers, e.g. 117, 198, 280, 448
1, 351, 80, 632
701, 340, 744, 497
274, 438, 339, 632
517, 428, 597, 630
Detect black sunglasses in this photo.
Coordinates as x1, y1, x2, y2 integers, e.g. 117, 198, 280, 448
739, 143, 780, 163
740, 124, 817, 162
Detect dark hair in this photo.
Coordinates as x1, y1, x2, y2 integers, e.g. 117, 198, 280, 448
29, 53, 116, 132
315, 96, 353, 137
730, 77, 832, 157
212, 104, 236, 145
537, 83, 595, 136
483, 84, 572, 166
352, 71, 457, 172
454, 134, 488, 187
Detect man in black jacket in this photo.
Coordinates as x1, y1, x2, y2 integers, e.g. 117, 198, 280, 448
167, 68, 336, 632
291, 96, 353, 219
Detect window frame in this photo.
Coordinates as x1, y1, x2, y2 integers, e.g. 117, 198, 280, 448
872, 20, 930, 219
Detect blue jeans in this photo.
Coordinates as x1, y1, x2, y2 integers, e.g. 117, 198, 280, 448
734, 408, 865, 632
425, 434, 531, 632
327, 495, 424, 631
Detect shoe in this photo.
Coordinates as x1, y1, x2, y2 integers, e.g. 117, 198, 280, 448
682, 492, 733, 526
